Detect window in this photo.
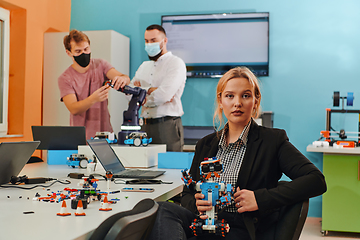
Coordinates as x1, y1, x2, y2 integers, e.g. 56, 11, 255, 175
0, 7, 9, 135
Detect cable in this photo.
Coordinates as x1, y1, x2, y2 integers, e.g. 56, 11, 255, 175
88, 173, 107, 181
0, 179, 71, 190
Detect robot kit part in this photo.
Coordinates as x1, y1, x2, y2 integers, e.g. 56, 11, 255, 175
71, 198, 88, 210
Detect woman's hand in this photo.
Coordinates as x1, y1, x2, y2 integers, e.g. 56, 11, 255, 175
195, 193, 212, 220
234, 187, 259, 213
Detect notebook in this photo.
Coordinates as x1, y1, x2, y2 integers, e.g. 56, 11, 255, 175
0, 141, 41, 185
32, 126, 86, 150
87, 139, 165, 179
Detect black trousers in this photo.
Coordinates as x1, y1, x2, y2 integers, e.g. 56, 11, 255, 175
146, 202, 255, 240
142, 117, 184, 152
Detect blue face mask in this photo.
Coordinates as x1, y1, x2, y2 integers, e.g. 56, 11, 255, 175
145, 40, 163, 57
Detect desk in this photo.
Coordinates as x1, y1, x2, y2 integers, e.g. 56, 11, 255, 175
307, 145, 360, 234
0, 162, 183, 240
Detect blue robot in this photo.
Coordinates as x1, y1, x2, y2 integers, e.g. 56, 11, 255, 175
182, 157, 234, 237
67, 154, 89, 169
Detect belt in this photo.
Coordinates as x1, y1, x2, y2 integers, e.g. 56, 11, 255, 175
144, 116, 179, 124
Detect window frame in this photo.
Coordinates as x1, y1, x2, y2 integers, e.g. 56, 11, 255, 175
0, 7, 10, 135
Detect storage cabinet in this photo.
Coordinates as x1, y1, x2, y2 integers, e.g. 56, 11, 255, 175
322, 154, 360, 233
307, 145, 360, 234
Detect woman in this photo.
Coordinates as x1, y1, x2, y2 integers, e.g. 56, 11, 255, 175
147, 67, 326, 240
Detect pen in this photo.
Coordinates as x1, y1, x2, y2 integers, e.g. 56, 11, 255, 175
123, 188, 151, 190
109, 190, 120, 194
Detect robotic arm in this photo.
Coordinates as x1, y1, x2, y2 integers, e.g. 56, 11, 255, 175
117, 85, 146, 127
104, 81, 151, 146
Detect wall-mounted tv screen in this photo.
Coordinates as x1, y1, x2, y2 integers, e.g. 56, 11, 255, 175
161, 12, 269, 78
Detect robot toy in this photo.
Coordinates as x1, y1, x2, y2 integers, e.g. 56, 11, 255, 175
182, 157, 234, 237
67, 154, 89, 169
103, 81, 152, 146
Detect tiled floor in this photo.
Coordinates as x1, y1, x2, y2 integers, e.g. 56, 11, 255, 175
300, 218, 360, 239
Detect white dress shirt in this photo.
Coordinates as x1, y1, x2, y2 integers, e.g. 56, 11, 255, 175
131, 52, 187, 119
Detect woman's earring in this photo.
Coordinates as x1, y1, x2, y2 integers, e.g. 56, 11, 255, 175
220, 106, 223, 109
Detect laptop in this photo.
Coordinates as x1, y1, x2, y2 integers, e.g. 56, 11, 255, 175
87, 139, 165, 179
0, 141, 41, 185
32, 126, 86, 150
183, 126, 216, 145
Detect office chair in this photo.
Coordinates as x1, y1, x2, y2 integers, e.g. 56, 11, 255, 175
88, 198, 159, 240
274, 182, 310, 240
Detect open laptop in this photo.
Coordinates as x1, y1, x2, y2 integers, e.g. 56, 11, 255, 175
183, 126, 216, 145
32, 126, 86, 150
0, 141, 41, 185
87, 139, 165, 179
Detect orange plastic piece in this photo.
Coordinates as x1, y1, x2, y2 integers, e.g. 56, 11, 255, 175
105, 171, 113, 179
99, 196, 112, 211
57, 200, 71, 216
205, 172, 212, 179
320, 130, 330, 138
336, 141, 355, 148
201, 158, 220, 165
74, 200, 86, 216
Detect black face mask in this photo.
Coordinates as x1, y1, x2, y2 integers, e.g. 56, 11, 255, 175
74, 52, 91, 68
147, 50, 162, 61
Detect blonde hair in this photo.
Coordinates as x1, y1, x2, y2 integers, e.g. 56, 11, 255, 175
213, 67, 262, 129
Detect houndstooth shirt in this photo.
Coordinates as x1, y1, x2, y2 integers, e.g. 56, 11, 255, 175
215, 120, 251, 212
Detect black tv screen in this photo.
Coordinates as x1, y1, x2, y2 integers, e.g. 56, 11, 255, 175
161, 12, 269, 77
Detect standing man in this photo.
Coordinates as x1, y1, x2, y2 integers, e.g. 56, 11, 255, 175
131, 24, 187, 152
58, 29, 130, 139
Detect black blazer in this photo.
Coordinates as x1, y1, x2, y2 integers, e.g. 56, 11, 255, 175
181, 120, 326, 234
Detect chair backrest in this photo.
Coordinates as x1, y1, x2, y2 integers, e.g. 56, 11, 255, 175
274, 182, 309, 240
88, 198, 159, 240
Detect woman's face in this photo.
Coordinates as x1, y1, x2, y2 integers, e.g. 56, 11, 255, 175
219, 77, 257, 128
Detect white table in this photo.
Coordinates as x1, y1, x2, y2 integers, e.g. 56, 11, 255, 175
0, 162, 183, 240
306, 144, 360, 154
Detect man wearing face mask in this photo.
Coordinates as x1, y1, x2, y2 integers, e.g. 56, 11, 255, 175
130, 24, 186, 152
58, 29, 130, 139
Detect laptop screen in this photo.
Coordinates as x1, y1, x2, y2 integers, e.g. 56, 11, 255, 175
183, 126, 216, 145
87, 139, 125, 173
32, 126, 86, 150
0, 141, 40, 185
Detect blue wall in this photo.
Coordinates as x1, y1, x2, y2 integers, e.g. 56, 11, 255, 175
70, 0, 360, 217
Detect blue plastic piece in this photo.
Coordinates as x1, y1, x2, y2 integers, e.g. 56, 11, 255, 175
106, 138, 117, 144
347, 92, 354, 106
158, 152, 195, 169
67, 160, 80, 167
200, 182, 221, 206
124, 137, 152, 146
47, 150, 76, 165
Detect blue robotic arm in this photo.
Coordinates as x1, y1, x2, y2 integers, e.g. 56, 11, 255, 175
104, 81, 151, 146
117, 85, 146, 127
